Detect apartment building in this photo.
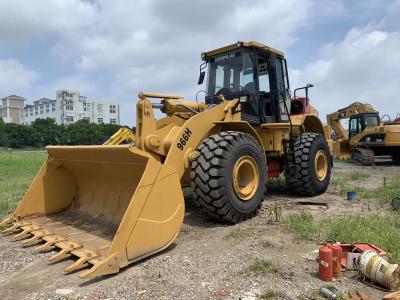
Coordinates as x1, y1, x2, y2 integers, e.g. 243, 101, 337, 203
0, 95, 26, 123
20, 90, 120, 125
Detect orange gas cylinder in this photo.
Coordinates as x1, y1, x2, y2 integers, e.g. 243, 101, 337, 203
319, 245, 333, 281
329, 243, 342, 278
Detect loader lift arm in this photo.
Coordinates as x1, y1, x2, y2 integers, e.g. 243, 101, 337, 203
327, 102, 377, 140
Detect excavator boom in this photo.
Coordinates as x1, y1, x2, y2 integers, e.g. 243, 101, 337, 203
327, 102, 377, 140
103, 127, 136, 145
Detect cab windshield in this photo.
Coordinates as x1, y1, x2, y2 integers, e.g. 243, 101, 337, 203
207, 51, 255, 97
365, 115, 379, 127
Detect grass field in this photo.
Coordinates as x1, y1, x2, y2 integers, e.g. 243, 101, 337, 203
0, 150, 47, 216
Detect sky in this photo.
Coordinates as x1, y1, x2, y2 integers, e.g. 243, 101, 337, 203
0, 0, 399, 126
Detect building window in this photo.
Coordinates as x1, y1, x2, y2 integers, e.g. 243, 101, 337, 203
52, 103, 55, 107
65, 116, 74, 122
110, 105, 116, 114
98, 118, 103, 123
25, 113, 28, 117
97, 104, 103, 113
35, 107, 38, 111
83, 117, 90, 122
35, 111, 38, 115
40, 109, 44, 114
52, 107, 56, 112
46, 109, 49, 113
110, 118, 116, 124
46, 104, 49, 108
66, 100, 73, 110
30, 112, 33, 116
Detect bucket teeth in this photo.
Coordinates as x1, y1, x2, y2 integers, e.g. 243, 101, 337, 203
0, 217, 13, 227
64, 252, 101, 273
48, 243, 83, 263
11, 226, 39, 241
2, 221, 29, 233
21, 231, 51, 246
34, 237, 66, 252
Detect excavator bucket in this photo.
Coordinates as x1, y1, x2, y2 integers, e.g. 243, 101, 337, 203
1, 145, 184, 278
333, 140, 351, 160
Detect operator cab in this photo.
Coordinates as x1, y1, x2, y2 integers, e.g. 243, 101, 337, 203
348, 113, 380, 138
199, 41, 291, 125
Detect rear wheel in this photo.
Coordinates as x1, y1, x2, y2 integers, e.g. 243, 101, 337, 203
285, 133, 332, 196
191, 131, 266, 223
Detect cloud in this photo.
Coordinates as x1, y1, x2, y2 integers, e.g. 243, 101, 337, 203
290, 24, 400, 121
61, 0, 312, 124
43, 74, 95, 97
0, 59, 38, 96
0, 0, 96, 47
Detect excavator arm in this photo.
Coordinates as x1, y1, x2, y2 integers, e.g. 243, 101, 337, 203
103, 127, 136, 145
327, 102, 377, 140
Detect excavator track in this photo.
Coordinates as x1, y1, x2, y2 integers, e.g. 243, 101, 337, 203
351, 147, 374, 166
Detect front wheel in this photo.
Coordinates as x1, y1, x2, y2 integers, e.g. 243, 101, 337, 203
191, 131, 266, 223
285, 133, 332, 196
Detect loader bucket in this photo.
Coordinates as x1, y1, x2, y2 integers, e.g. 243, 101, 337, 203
1, 145, 185, 278
333, 140, 351, 160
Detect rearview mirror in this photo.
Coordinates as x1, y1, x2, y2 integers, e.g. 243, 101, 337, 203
198, 71, 205, 85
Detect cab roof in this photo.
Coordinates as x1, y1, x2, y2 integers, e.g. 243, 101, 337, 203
202, 41, 285, 61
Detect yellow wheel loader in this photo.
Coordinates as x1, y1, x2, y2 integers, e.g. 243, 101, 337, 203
327, 102, 400, 165
1, 41, 332, 279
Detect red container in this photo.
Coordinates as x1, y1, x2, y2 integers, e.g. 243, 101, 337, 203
319, 245, 333, 281
329, 243, 342, 277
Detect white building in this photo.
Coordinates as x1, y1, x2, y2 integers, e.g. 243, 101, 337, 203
1, 95, 26, 123
21, 90, 120, 125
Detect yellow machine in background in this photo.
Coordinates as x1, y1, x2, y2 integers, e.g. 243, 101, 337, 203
1, 41, 332, 279
327, 102, 400, 165
103, 127, 135, 145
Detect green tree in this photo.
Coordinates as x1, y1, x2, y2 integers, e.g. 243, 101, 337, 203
31, 118, 61, 146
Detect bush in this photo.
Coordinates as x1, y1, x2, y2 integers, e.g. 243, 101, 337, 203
0, 118, 130, 148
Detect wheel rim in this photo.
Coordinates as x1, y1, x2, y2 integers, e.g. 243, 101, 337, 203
314, 150, 328, 181
232, 156, 259, 201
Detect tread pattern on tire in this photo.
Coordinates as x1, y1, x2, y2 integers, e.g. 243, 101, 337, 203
285, 133, 330, 196
190, 131, 265, 223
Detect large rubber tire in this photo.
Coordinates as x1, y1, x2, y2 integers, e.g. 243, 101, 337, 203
285, 133, 332, 196
191, 131, 266, 223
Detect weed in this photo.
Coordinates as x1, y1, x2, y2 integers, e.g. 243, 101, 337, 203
247, 258, 279, 275
361, 176, 400, 205
265, 203, 283, 223
285, 211, 322, 239
260, 288, 281, 299
287, 211, 400, 261
348, 171, 370, 181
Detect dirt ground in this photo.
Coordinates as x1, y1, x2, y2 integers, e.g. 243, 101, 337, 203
0, 160, 399, 300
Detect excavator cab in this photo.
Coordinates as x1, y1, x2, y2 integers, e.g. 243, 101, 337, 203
201, 41, 291, 125
348, 113, 380, 138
